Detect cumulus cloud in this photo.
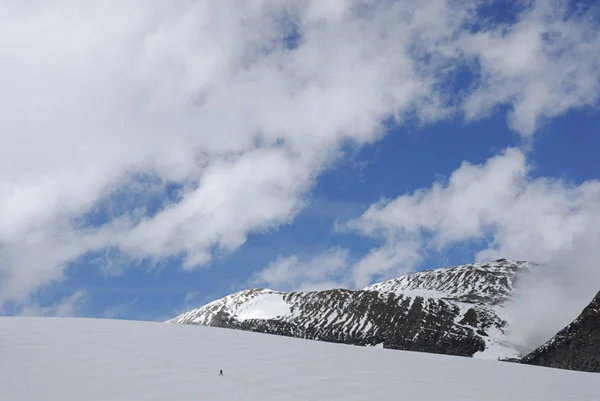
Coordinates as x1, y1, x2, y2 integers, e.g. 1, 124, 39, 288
340, 147, 600, 349
459, 0, 600, 136
1, 0, 599, 309
251, 247, 349, 292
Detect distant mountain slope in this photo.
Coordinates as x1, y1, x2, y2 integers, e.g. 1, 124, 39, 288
521, 290, 600, 373
169, 259, 538, 359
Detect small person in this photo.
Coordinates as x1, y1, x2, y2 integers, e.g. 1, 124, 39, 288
219, 369, 223, 376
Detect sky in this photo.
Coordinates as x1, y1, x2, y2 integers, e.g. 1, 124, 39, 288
1, 0, 600, 337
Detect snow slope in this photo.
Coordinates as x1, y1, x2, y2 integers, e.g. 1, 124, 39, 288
2, 317, 599, 401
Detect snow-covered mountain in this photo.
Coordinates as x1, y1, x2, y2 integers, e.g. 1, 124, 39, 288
521, 290, 600, 372
169, 259, 539, 360
4, 317, 599, 401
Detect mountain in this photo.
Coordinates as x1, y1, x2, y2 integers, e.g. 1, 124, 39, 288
168, 259, 538, 359
3, 317, 599, 401
521, 290, 600, 373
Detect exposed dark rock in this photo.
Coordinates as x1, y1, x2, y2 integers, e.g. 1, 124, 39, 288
520, 290, 600, 373
199, 290, 486, 356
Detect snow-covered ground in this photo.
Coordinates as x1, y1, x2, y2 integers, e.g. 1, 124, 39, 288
2, 317, 598, 401
234, 292, 291, 321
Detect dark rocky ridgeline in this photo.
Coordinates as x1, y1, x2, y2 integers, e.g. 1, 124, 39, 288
520, 290, 600, 373
173, 287, 505, 357
169, 259, 536, 358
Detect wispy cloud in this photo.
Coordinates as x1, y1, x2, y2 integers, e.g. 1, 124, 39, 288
250, 247, 349, 292
169, 291, 208, 317
102, 297, 139, 320
1, 0, 599, 308
18, 290, 87, 318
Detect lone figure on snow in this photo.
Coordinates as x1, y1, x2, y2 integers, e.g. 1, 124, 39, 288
219, 369, 223, 376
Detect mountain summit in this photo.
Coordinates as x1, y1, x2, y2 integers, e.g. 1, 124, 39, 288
169, 259, 539, 359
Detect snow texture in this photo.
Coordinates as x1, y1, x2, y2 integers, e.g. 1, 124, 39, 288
2, 317, 599, 401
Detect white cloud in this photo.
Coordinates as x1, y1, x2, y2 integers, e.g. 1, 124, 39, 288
350, 241, 423, 289
251, 247, 349, 292
183, 291, 200, 305
459, 0, 600, 136
340, 147, 600, 349
18, 290, 86, 318
1, 0, 599, 308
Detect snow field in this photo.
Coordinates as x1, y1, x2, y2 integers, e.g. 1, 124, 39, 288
1, 317, 599, 401
236, 292, 291, 321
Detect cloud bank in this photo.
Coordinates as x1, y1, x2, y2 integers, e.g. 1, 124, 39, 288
341, 148, 599, 283
1, 0, 599, 310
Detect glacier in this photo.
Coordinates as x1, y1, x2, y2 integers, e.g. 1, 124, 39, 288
1, 316, 598, 401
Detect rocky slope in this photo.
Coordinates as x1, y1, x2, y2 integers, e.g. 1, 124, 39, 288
168, 259, 538, 359
520, 290, 600, 373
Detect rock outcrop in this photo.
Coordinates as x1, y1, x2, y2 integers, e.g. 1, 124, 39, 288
521, 290, 600, 373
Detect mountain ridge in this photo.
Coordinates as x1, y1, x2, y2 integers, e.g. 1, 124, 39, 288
169, 259, 539, 359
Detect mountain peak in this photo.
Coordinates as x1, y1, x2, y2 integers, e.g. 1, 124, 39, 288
364, 259, 538, 305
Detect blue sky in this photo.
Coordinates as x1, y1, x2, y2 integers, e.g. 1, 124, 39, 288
1, 0, 600, 321
24, 106, 600, 321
